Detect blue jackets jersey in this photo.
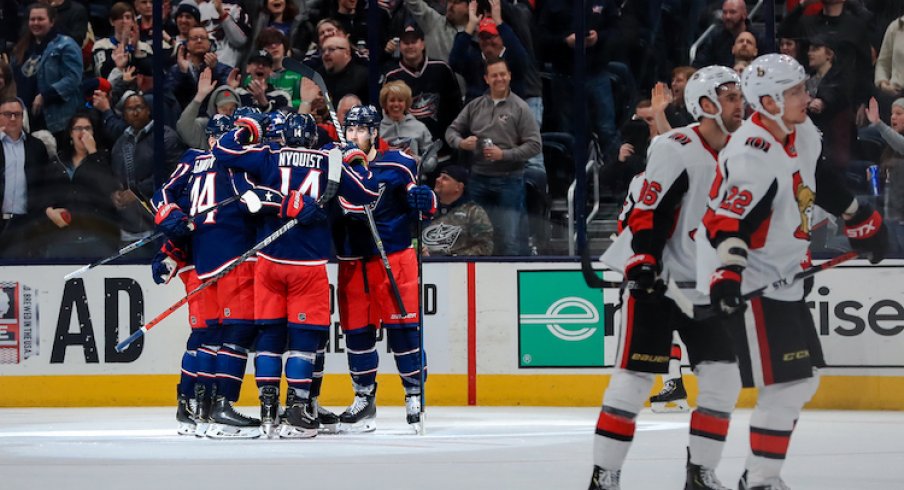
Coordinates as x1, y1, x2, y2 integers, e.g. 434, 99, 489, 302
214, 131, 379, 263
335, 149, 419, 258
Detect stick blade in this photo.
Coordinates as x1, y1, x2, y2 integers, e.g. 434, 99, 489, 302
64, 265, 91, 281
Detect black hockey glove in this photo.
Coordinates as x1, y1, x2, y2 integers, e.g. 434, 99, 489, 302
624, 253, 663, 299
844, 202, 888, 264
709, 265, 745, 317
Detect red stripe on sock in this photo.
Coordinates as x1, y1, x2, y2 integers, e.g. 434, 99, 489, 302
690, 410, 729, 438
750, 428, 791, 458
670, 344, 682, 359
596, 411, 636, 438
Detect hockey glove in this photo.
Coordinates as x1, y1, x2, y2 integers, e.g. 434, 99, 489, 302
343, 146, 368, 167
280, 191, 325, 224
234, 113, 271, 146
151, 240, 187, 285
154, 202, 193, 238
406, 184, 437, 216
624, 254, 663, 299
843, 202, 888, 264
709, 265, 745, 317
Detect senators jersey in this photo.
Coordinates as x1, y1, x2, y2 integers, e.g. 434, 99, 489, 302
176, 149, 258, 278
334, 149, 420, 259
697, 114, 852, 301
213, 133, 380, 263
599, 172, 644, 275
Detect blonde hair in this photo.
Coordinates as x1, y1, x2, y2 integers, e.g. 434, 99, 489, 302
379, 81, 412, 112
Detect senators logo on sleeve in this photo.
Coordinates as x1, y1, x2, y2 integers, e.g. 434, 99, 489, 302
744, 137, 771, 152
792, 170, 815, 240
669, 132, 692, 145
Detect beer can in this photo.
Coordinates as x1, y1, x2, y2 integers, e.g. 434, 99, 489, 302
867, 164, 881, 196
481, 138, 494, 149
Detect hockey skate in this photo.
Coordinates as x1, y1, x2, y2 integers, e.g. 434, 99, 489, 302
738, 471, 791, 490
339, 383, 377, 433
206, 397, 262, 439
650, 378, 690, 413
176, 390, 196, 436
405, 394, 424, 434
194, 384, 213, 437
259, 386, 280, 438
588, 465, 621, 490
312, 397, 340, 434
685, 452, 729, 490
278, 399, 319, 439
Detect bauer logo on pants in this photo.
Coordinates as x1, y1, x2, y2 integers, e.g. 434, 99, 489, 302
517, 271, 605, 368
0, 282, 39, 364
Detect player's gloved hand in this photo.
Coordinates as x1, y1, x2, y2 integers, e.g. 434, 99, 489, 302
406, 184, 437, 215
624, 253, 663, 299
151, 252, 178, 285
709, 265, 745, 316
154, 202, 193, 238
844, 202, 888, 264
342, 145, 368, 167
234, 113, 271, 145
280, 191, 325, 224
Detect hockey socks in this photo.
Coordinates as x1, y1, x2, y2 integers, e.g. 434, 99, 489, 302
667, 342, 683, 380
285, 329, 325, 400
215, 324, 257, 402
345, 328, 378, 389
195, 328, 221, 399
178, 330, 205, 398
387, 327, 425, 395
593, 407, 636, 470
254, 324, 287, 390
310, 335, 329, 398
689, 408, 731, 469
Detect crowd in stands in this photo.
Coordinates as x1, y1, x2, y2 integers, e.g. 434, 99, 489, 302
3, 0, 904, 260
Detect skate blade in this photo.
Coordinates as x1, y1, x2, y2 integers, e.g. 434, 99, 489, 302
177, 422, 197, 436
205, 423, 262, 439
339, 418, 376, 433
650, 400, 690, 413
194, 422, 210, 437
278, 424, 318, 439
410, 416, 425, 436
261, 422, 278, 439
318, 422, 340, 434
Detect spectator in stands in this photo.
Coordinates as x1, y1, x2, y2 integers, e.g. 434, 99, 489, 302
403, 0, 469, 62
328, 0, 391, 49
731, 30, 758, 65
109, 92, 183, 255
383, 22, 462, 148
42, 110, 120, 259
167, 26, 235, 110
379, 80, 433, 158
201, 0, 251, 69
177, 67, 241, 149
445, 58, 541, 255
93, 2, 152, 79
133, 0, 173, 52
0, 58, 16, 101
255, 0, 301, 38
692, 0, 761, 69
422, 165, 494, 256
875, 15, 904, 118
866, 96, 904, 252
11, 3, 84, 136
653, 66, 696, 133
257, 28, 304, 110
537, 0, 619, 153
602, 99, 655, 196
0, 96, 52, 259
237, 50, 292, 112
250, 0, 315, 70
44, 0, 89, 47
172, 2, 202, 47
317, 34, 369, 104
807, 34, 855, 169
780, 0, 872, 114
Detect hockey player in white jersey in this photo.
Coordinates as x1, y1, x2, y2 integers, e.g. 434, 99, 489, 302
591, 65, 746, 490
698, 54, 888, 490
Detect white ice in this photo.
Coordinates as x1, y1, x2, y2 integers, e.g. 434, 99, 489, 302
1, 407, 902, 489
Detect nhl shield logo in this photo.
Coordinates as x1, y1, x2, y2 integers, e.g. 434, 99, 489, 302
224, 307, 231, 318
297, 313, 306, 322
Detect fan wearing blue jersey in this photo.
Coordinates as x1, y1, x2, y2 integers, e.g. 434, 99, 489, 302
332, 105, 437, 433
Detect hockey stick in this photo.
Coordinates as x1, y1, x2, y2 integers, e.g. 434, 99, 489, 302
63, 194, 242, 281
288, 57, 407, 316
668, 250, 860, 321
115, 217, 301, 352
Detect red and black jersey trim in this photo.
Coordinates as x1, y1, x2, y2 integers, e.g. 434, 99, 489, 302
629, 170, 689, 258
705, 178, 778, 249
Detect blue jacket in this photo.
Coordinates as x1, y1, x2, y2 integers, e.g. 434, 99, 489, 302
37, 32, 84, 133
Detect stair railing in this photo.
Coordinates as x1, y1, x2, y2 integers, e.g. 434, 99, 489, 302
567, 138, 602, 255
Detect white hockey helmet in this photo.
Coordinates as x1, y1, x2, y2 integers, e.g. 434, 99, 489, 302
684, 65, 741, 134
741, 54, 807, 132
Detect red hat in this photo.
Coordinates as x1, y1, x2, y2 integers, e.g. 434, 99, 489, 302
478, 18, 499, 37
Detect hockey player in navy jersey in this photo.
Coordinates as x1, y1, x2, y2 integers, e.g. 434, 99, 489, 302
151, 114, 234, 436
591, 66, 746, 490
213, 112, 381, 438
698, 54, 887, 490
332, 105, 437, 432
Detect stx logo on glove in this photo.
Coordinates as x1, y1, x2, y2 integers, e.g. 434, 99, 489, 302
845, 220, 878, 239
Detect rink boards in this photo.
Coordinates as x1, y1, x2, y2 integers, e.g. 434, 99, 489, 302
1, 260, 903, 409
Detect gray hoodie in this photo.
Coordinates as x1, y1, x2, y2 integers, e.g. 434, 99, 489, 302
176, 85, 240, 150
380, 113, 434, 158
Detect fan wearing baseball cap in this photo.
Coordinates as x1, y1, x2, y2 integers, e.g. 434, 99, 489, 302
421, 165, 494, 256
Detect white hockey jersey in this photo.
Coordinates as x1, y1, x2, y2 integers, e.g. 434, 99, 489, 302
599, 172, 644, 274
602, 124, 720, 305
696, 113, 822, 301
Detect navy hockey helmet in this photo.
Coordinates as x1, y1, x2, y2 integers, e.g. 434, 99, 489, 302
233, 106, 262, 119
343, 104, 381, 130
285, 113, 319, 148
265, 111, 287, 141
205, 113, 235, 137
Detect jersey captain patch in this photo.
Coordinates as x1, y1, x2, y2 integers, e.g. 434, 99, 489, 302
744, 136, 771, 152
669, 132, 692, 145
